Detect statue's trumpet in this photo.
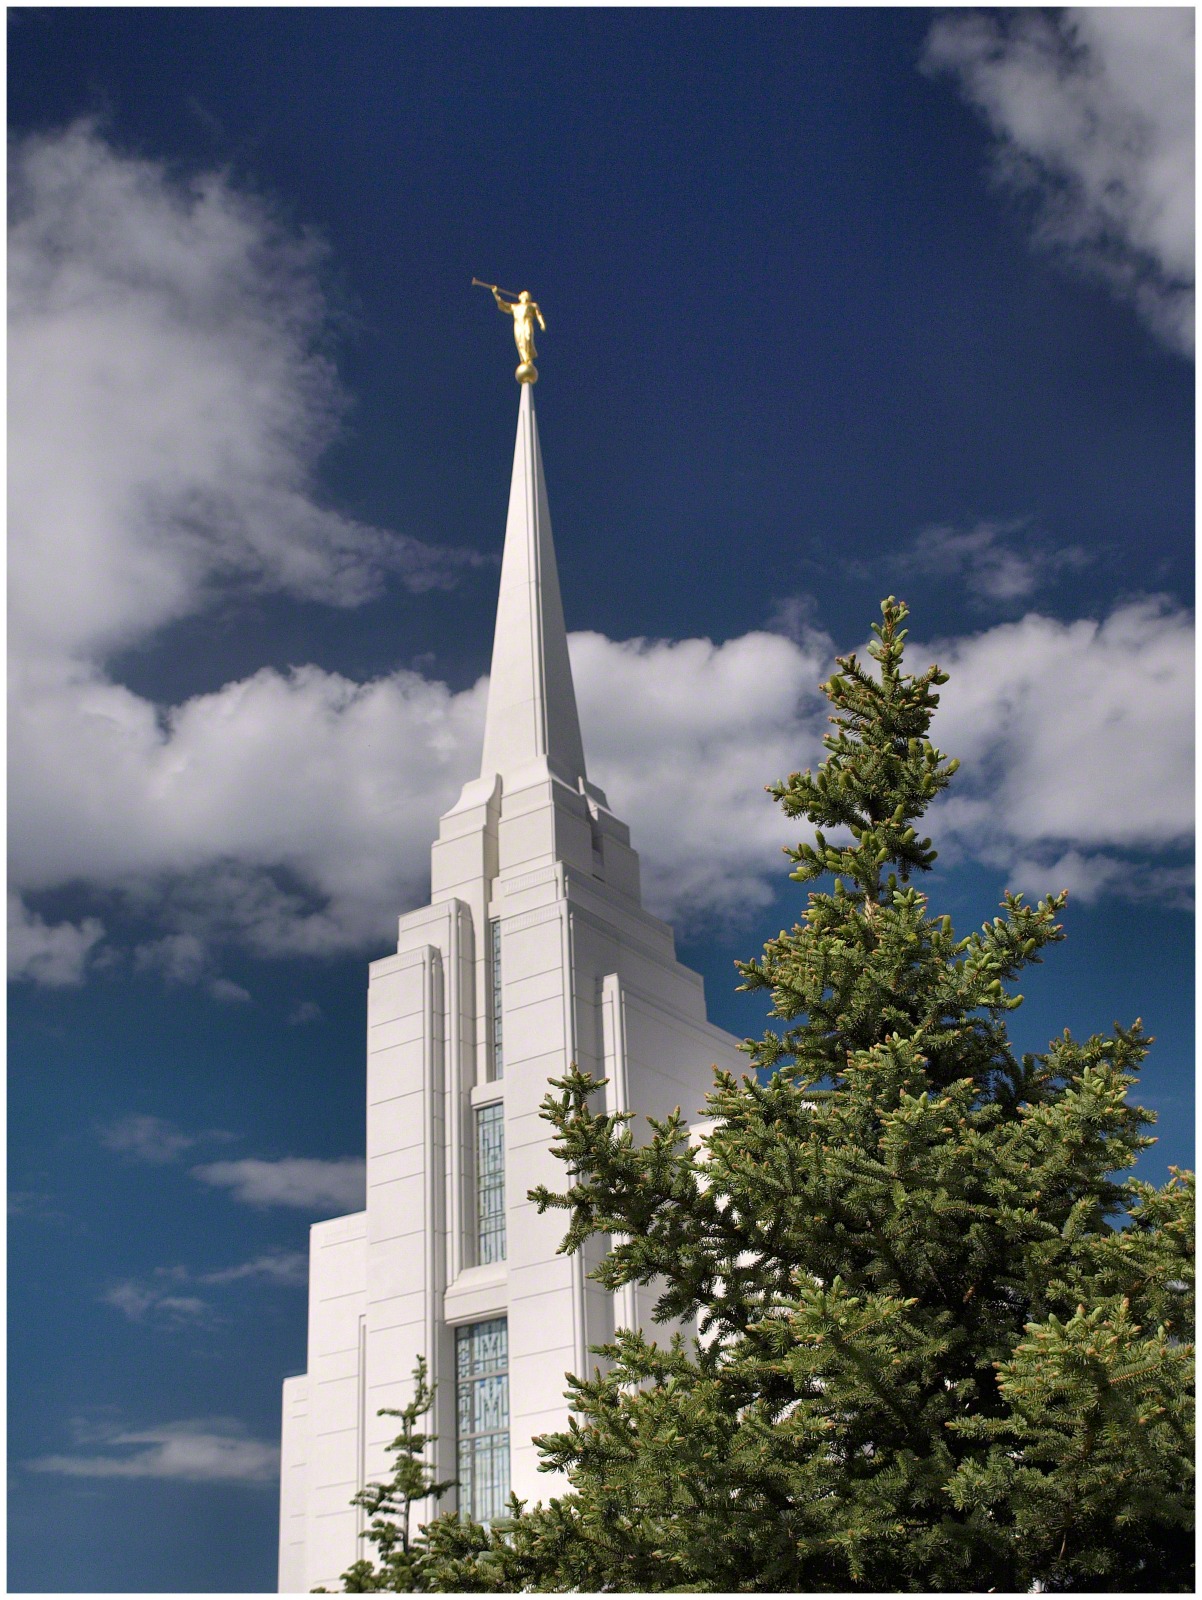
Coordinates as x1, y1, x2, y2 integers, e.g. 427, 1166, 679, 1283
472, 277, 521, 300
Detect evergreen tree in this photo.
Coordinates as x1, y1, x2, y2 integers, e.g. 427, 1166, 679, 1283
320, 1357, 455, 1592
340, 598, 1193, 1592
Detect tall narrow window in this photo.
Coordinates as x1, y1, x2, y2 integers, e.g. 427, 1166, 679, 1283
489, 918, 504, 1079
456, 1318, 509, 1524
475, 1103, 506, 1264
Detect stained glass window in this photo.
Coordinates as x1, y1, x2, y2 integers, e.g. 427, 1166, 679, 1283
475, 1103, 506, 1264
489, 918, 503, 1079
455, 1318, 510, 1524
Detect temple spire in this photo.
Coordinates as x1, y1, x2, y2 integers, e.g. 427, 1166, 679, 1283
479, 384, 587, 786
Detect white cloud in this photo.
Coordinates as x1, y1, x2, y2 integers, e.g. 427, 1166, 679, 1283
1000, 849, 1193, 912
899, 519, 1091, 605
209, 977, 251, 1004
10, 657, 489, 958
199, 1249, 308, 1287
14, 634, 805, 955
287, 1000, 323, 1026
11, 603, 1194, 973
925, 8, 1194, 354
97, 1114, 196, 1165
9, 121, 480, 671
7, 126, 1191, 975
762, 593, 835, 656
928, 600, 1193, 853
191, 1156, 366, 1213
101, 1250, 308, 1324
132, 933, 249, 1001
26, 1418, 279, 1485
133, 933, 208, 986
8, 893, 104, 986
102, 1281, 211, 1325
572, 629, 829, 918
5, 121, 488, 977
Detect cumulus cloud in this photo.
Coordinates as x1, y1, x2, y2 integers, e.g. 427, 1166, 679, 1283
8, 124, 1192, 978
924, 599, 1194, 901
8, 894, 104, 986
925, 8, 1194, 354
572, 630, 829, 917
10, 658, 489, 957
5, 121, 491, 973
26, 1418, 279, 1485
6, 628, 824, 957
191, 1156, 366, 1213
930, 600, 1193, 846
9, 120, 480, 671
13, 633, 799, 954
11, 603, 1194, 972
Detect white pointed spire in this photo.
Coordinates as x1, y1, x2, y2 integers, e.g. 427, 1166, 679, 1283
479, 384, 587, 787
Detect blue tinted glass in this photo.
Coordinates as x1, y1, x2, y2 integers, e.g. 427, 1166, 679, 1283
475, 1103, 506, 1264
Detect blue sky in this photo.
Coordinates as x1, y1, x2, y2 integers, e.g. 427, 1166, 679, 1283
8, 8, 1193, 1593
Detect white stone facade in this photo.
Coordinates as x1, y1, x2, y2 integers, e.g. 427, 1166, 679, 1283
278, 385, 742, 1592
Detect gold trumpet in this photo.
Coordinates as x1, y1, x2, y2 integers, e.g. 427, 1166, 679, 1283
472, 276, 521, 301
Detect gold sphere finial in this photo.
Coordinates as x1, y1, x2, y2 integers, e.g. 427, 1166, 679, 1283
473, 278, 546, 382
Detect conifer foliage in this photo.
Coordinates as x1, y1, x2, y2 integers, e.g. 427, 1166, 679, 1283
324, 1357, 455, 1594
339, 599, 1193, 1592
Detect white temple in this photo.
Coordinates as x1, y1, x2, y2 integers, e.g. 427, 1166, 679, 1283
277, 378, 743, 1592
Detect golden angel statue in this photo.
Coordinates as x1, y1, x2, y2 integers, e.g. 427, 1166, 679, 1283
473, 279, 547, 382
